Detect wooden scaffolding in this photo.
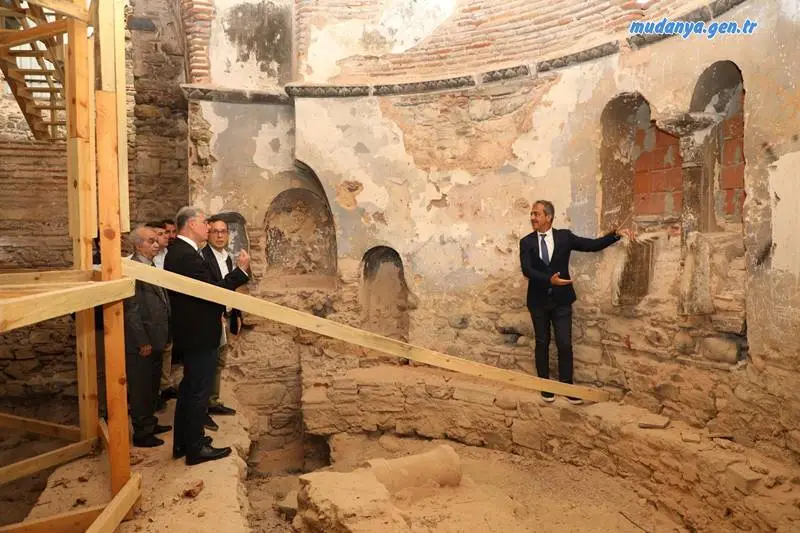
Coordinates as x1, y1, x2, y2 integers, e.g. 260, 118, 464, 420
0, 1, 139, 532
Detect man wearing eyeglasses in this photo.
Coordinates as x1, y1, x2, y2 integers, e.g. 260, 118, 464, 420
200, 215, 243, 430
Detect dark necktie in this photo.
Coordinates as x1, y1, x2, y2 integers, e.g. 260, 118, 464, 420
540, 235, 550, 266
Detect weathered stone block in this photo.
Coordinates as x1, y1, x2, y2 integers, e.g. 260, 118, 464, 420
638, 414, 671, 429
701, 337, 738, 364
725, 462, 762, 494
511, 419, 542, 450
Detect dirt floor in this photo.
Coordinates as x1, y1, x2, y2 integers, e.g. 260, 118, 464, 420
247, 433, 687, 533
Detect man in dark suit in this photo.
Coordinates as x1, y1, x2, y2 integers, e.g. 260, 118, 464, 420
165, 206, 250, 465
519, 200, 630, 405
200, 215, 244, 429
123, 226, 172, 447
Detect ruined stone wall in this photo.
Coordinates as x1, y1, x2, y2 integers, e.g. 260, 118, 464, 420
301, 363, 800, 533
129, 0, 190, 223
0, 141, 76, 399
283, 0, 800, 464
0, 82, 33, 141
293, 0, 712, 83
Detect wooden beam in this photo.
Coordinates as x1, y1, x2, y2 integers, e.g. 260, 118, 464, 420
0, 504, 105, 533
96, 0, 113, 91
85, 473, 141, 533
76, 308, 98, 440
121, 260, 611, 403
113, 0, 128, 232
96, 90, 131, 495
0, 269, 92, 285
0, 278, 134, 333
0, 413, 81, 441
0, 20, 68, 48
24, 0, 90, 23
18, 68, 57, 74
0, 439, 96, 485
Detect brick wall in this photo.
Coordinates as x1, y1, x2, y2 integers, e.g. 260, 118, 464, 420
0, 141, 76, 399
180, 0, 214, 83
294, 0, 699, 82
634, 127, 683, 220
719, 104, 745, 221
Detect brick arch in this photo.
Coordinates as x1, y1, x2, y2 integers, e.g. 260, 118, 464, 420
178, 0, 214, 83
692, 61, 745, 223
360, 246, 411, 342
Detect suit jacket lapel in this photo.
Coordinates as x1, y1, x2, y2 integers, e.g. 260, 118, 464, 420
202, 247, 223, 281
225, 255, 233, 275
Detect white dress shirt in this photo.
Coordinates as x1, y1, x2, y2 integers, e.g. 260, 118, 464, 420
153, 248, 167, 269
177, 234, 199, 251
538, 229, 554, 262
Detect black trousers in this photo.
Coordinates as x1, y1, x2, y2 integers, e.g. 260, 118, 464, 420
529, 302, 574, 385
173, 347, 216, 455
125, 348, 163, 441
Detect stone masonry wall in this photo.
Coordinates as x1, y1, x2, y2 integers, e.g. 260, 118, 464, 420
302, 363, 800, 533
0, 82, 33, 141
0, 141, 76, 399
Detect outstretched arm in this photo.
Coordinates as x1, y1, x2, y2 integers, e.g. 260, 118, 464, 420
519, 239, 551, 283
569, 230, 622, 252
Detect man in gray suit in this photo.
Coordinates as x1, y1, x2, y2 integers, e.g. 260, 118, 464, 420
124, 225, 172, 447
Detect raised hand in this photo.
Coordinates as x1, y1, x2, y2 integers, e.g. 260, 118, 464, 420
238, 249, 250, 272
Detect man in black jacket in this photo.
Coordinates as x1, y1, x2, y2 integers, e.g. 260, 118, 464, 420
519, 200, 630, 405
200, 215, 243, 428
165, 206, 250, 465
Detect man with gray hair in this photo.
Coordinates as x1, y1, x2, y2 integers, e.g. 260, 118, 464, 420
165, 206, 250, 465
520, 200, 630, 405
123, 225, 172, 447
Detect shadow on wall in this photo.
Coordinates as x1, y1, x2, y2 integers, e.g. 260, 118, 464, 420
262, 161, 337, 290
360, 246, 413, 343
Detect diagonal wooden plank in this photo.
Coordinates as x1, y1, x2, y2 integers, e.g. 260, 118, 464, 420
0, 19, 68, 47
121, 259, 611, 403
0, 439, 96, 485
0, 504, 105, 533
24, 0, 90, 23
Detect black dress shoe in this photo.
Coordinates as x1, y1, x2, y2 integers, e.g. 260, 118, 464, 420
156, 398, 167, 412
160, 386, 179, 401
133, 435, 165, 448
186, 444, 232, 466
208, 404, 237, 416
204, 414, 219, 431
173, 436, 212, 459
153, 424, 172, 435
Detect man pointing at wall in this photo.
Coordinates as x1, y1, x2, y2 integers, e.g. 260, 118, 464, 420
519, 200, 630, 405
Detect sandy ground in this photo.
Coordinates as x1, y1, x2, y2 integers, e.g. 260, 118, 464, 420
247, 433, 687, 533
14, 388, 252, 533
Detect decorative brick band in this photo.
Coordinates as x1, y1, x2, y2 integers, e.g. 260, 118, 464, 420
480, 65, 531, 84
537, 42, 620, 73
373, 76, 476, 96
180, 0, 215, 84
181, 84, 292, 105
285, 85, 371, 98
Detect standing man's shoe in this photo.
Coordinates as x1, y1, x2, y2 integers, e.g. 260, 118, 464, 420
208, 403, 236, 416
204, 414, 219, 431
173, 436, 212, 459
153, 424, 172, 435
133, 435, 165, 448
566, 396, 584, 405
186, 444, 232, 466
541, 392, 556, 403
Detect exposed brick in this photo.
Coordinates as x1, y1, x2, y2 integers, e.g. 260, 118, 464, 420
650, 145, 680, 171
723, 139, 744, 166
635, 192, 666, 216
722, 188, 744, 216
651, 167, 682, 192
723, 113, 744, 139
634, 150, 652, 173
721, 163, 745, 190
633, 171, 653, 194
654, 129, 679, 149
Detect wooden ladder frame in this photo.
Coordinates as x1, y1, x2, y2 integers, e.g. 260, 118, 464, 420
0, 1, 137, 532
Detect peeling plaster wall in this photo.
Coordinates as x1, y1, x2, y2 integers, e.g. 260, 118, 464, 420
288, 1, 800, 461
208, 0, 293, 88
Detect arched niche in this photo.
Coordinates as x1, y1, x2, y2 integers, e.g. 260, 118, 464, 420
212, 211, 249, 256
691, 61, 745, 224
264, 166, 337, 288
360, 246, 411, 342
